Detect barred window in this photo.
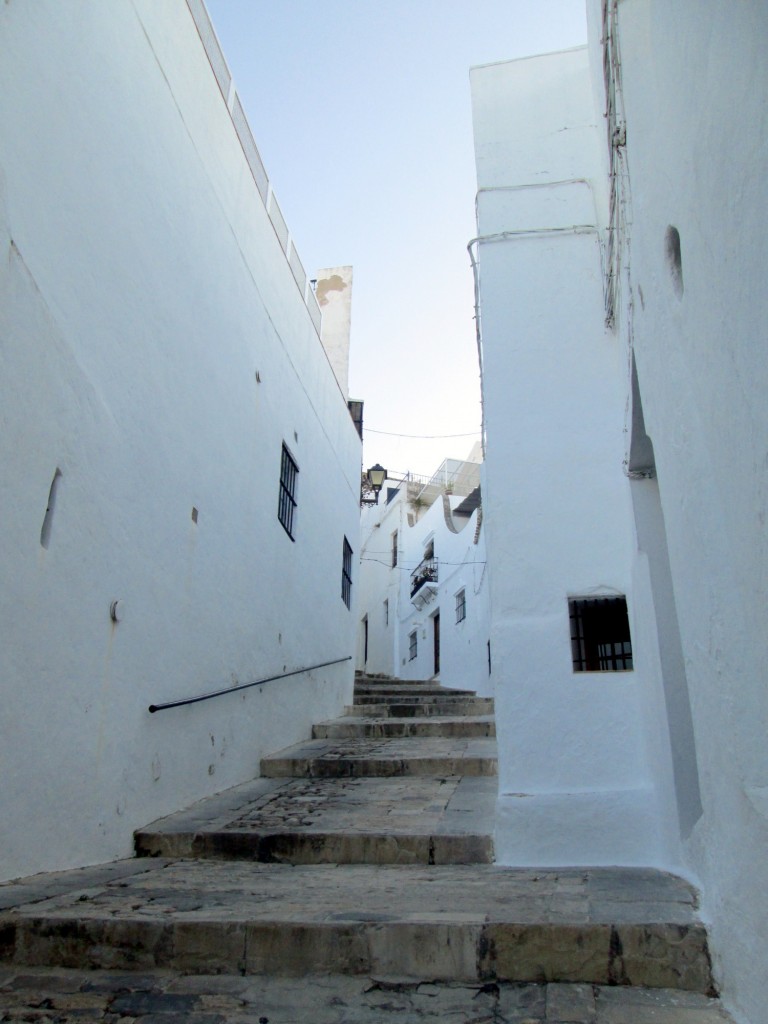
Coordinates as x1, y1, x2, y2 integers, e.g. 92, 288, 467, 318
455, 588, 466, 623
342, 536, 353, 609
569, 596, 633, 672
277, 443, 298, 539
391, 530, 398, 567
409, 630, 417, 661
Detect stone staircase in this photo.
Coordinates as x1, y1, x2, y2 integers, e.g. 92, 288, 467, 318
0, 674, 729, 1022
132, 674, 498, 867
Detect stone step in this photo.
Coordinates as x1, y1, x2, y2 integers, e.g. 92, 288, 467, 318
353, 692, 482, 705
314, 714, 496, 739
354, 684, 476, 697
0, 968, 732, 1023
0, 859, 713, 992
346, 698, 495, 718
260, 736, 498, 778
134, 775, 496, 866
356, 674, 434, 685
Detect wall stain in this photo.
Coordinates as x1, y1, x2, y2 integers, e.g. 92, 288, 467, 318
315, 274, 347, 308
607, 925, 628, 985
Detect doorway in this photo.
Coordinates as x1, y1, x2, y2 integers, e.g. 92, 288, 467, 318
432, 611, 440, 676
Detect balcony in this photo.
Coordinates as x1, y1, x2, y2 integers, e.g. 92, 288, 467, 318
410, 557, 438, 607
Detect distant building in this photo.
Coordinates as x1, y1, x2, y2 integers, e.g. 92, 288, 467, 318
357, 452, 491, 696
0, 0, 360, 881
470, 3, 768, 1020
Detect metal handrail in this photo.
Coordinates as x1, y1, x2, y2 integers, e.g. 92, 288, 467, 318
148, 656, 352, 714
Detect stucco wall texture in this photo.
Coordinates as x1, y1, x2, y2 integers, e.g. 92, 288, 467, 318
0, 0, 360, 881
473, 5, 768, 1020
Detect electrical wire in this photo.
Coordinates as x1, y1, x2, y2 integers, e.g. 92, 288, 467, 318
360, 556, 487, 569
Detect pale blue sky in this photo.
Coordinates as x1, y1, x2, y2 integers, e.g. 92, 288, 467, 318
205, 1, 587, 476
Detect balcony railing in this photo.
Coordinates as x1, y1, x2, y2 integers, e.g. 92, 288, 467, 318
410, 557, 438, 598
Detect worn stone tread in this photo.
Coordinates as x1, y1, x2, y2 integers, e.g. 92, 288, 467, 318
0, 968, 734, 1023
354, 685, 477, 696
0, 861, 711, 989
260, 736, 498, 778
135, 776, 497, 864
314, 715, 496, 738
346, 698, 494, 718
353, 693, 488, 705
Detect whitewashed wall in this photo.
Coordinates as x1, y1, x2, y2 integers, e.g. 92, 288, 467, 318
593, 2, 768, 1018
357, 490, 404, 677
470, 50, 680, 867
357, 476, 491, 695
0, 0, 360, 881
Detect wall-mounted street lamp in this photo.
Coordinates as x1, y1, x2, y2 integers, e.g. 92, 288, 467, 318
361, 463, 387, 505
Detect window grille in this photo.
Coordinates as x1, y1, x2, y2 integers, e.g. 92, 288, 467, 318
341, 537, 353, 608
277, 443, 298, 539
569, 596, 633, 672
391, 530, 398, 567
409, 630, 417, 661
455, 589, 466, 623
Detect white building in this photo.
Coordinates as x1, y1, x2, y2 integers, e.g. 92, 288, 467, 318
471, 45, 656, 868
0, 1, 361, 882
357, 455, 491, 696
471, 3, 768, 1020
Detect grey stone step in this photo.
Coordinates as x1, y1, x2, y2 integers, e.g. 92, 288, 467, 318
354, 684, 476, 697
0, 859, 713, 992
356, 674, 434, 685
347, 698, 494, 718
0, 968, 733, 1023
260, 736, 498, 778
314, 715, 496, 739
353, 693, 482, 705
135, 775, 496, 866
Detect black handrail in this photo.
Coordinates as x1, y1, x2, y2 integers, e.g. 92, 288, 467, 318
148, 656, 352, 714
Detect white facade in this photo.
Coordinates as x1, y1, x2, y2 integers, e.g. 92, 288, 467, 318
357, 459, 491, 696
472, 5, 768, 1020
0, 0, 361, 882
594, 4, 768, 1020
471, 47, 670, 869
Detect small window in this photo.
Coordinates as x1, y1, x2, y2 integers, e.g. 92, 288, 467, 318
455, 589, 466, 623
569, 596, 633, 672
277, 443, 298, 539
384, 598, 389, 626
391, 530, 398, 567
341, 536, 353, 608
409, 630, 417, 661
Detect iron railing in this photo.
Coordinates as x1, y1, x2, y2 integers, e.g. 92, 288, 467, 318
148, 656, 352, 713
410, 557, 438, 598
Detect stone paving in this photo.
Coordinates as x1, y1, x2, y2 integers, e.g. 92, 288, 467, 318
0, 967, 732, 1023
0, 675, 734, 1022
260, 735, 499, 779
0, 858, 711, 984
344, 697, 494, 718
313, 714, 496, 739
136, 775, 496, 864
